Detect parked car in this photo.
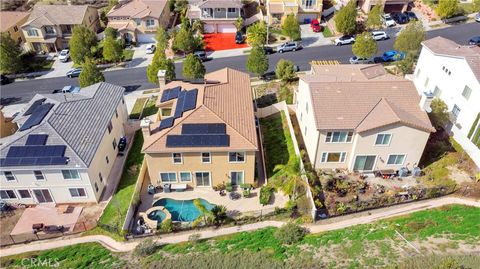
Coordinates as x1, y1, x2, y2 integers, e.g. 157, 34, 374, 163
310, 19, 322, 32
371, 31, 389, 41
476, 12, 480, 22
349, 56, 375, 64
60, 85, 81, 93
235, 31, 245, 44
0, 74, 11, 85
66, 67, 82, 78
469, 36, 480, 46
146, 44, 156, 54
277, 42, 302, 53
383, 14, 396, 27
403, 11, 418, 21
58, 49, 70, 62
382, 50, 405, 62
334, 35, 355, 46
263, 46, 275, 55
193, 50, 207, 61
260, 71, 276, 81
392, 12, 409, 24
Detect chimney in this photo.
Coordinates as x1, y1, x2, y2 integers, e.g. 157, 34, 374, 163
157, 70, 166, 90
419, 91, 434, 113
140, 118, 151, 137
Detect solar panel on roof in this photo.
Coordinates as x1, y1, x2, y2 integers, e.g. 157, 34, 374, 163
23, 98, 46, 116
166, 134, 230, 147
174, 91, 187, 118
19, 103, 54, 131
26, 134, 48, 145
182, 123, 226, 135
183, 89, 198, 112
159, 117, 175, 131
7, 145, 66, 158
160, 86, 181, 102
0, 156, 68, 167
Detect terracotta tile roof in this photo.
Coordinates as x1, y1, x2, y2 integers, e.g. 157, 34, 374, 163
143, 68, 258, 153
0, 11, 29, 32
23, 5, 90, 28
304, 64, 435, 133
107, 21, 137, 32
422, 36, 480, 81
107, 0, 167, 19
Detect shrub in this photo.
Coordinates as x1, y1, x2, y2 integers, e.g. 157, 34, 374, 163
274, 222, 308, 244
275, 59, 296, 82
134, 238, 158, 256
160, 219, 173, 233
259, 186, 274, 205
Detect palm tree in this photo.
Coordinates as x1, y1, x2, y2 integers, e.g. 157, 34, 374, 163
234, 16, 243, 32
193, 199, 211, 224
272, 156, 307, 200
191, 19, 204, 35
210, 205, 227, 225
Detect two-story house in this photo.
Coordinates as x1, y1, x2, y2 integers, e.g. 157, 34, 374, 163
188, 0, 243, 33
267, 0, 323, 24
413, 37, 480, 168
21, 4, 100, 53
295, 64, 435, 172
141, 68, 258, 189
0, 11, 30, 47
0, 83, 128, 204
107, 0, 170, 44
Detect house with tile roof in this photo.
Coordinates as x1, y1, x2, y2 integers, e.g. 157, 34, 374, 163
0, 11, 30, 47
295, 64, 435, 172
107, 0, 170, 44
187, 0, 244, 33
141, 68, 258, 189
0, 83, 128, 204
21, 4, 100, 53
412, 37, 480, 168
267, 0, 322, 24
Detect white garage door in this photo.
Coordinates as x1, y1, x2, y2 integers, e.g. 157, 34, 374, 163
137, 34, 156, 43
204, 24, 215, 33
217, 24, 236, 33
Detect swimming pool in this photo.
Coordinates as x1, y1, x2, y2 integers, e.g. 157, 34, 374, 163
152, 198, 214, 222
147, 209, 166, 223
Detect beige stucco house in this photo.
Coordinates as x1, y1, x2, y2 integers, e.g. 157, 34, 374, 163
0, 83, 127, 204
295, 64, 435, 172
141, 68, 258, 189
187, 0, 244, 33
107, 0, 170, 44
22, 4, 100, 53
0, 11, 30, 47
267, 0, 323, 24
338, 0, 411, 13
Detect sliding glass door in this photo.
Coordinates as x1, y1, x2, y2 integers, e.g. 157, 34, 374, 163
353, 155, 376, 171
195, 172, 211, 187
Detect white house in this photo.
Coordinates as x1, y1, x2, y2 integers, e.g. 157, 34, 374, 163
412, 37, 480, 169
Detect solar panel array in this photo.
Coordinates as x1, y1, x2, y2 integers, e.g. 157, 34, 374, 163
158, 117, 174, 131
7, 145, 66, 158
182, 123, 226, 135
23, 98, 46, 116
160, 86, 181, 102
0, 157, 69, 167
157, 88, 199, 132
25, 134, 48, 145
19, 103, 54, 131
166, 134, 229, 147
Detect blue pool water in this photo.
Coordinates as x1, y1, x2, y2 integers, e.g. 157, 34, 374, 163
147, 210, 166, 223
152, 198, 214, 222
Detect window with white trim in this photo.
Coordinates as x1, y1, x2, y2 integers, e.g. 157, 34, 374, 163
462, 86, 472, 100
452, 104, 461, 118
321, 152, 346, 163
160, 172, 177, 182
201, 152, 211, 163
325, 131, 353, 143
387, 154, 405, 165
27, 29, 39, 36
62, 170, 80, 180
33, 170, 44, 180
180, 172, 192, 182
107, 120, 113, 133
18, 189, 31, 198
0, 190, 17, 199
415, 68, 421, 78
433, 86, 442, 97
146, 19, 155, 27
4, 171, 15, 181
172, 153, 182, 164
69, 188, 87, 198
229, 152, 245, 162
227, 8, 236, 12
375, 134, 392, 145
424, 77, 429, 87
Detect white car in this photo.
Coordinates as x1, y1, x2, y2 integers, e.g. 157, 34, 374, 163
146, 44, 156, 54
475, 12, 480, 22
58, 49, 70, 62
383, 14, 396, 27
349, 56, 374, 64
372, 31, 389, 41
334, 35, 355, 46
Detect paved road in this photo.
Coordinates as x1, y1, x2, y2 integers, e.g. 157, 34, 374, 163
1, 22, 479, 105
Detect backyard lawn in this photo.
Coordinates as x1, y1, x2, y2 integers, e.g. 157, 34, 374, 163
3, 205, 478, 269
129, 96, 158, 120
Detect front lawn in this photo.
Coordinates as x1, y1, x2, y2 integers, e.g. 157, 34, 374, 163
322, 25, 333, 38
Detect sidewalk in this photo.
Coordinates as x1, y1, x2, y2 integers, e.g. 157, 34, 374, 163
0, 196, 478, 257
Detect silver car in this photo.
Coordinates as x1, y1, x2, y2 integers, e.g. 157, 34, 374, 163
277, 42, 302, 53
371, 31, 389, 41
349, 56, 374, 64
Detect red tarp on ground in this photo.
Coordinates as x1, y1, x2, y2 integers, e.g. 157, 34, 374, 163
203, 33, 249, 51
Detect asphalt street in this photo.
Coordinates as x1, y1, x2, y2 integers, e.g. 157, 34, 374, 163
1, 22, 479, 105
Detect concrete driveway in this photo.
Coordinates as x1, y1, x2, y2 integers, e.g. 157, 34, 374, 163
43, 57, 74, 79
127, 43, 155, 68
300, 24, 332, 47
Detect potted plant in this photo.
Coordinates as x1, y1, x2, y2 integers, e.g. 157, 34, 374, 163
225, 182, 233, 192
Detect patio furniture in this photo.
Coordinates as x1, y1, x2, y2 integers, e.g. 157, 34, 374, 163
44, 225, 64, 233
229, 191, 241, 200
219, 190, 226, 196
147, 184, 155, 195
163, 184, 171, 193
32, 223, 44, 233
171, 183, 187, 192
375, 169, 396, 179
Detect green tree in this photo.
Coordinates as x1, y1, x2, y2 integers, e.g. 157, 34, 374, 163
193, 198, 212, 224
104, 27, 118, 39
180, 14, 190, 30
192, 19, 204, 34
436, 0, 459, 19
107, 0, 118, 12
69, 25, 97, 64
155, 27, 169, 51
429, 98, 450, 130
272, 157, 307, 200
334, 0, 357, 34
246, 45, 269, 77
103, 36, 123, 62
275, 59, 296, 82
78, 58, 105, 87
282, 14, 301, 41
352, 32, 377, 59
395, 52, 416, 75
394, 21, 425, 53
366, 3, 384, 30
210, 205, 227, 225
246, 21, 267, 46
174, 0, 188, 14
234, 16, 243, 32
0, 32, 22, 74
168, 0, 175, 12
100, 10, 108, 26
183, 53, 205, 80
474, 0, 480, 12
274, 222, 308, 244
146, 50, 175, 84
172, 28, 200, 54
